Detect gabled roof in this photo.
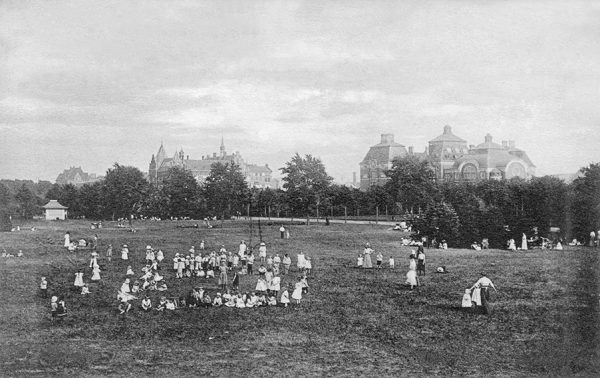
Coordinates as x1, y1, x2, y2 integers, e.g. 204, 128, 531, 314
43, 200, 68, 209
429, 125, 467, 143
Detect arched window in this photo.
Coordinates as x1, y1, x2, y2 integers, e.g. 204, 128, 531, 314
506, 162, 526, 179
462, 164, 478, 181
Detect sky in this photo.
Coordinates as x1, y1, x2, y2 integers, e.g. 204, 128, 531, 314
1, 0, 599, 183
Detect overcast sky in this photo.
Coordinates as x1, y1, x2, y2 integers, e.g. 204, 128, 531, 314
1, 0, 599, 183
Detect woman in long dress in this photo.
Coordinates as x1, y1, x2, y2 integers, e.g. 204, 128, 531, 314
91, 266, 101, 281
218, 264, 228, 292
405, 256, 418, 289
521, 233, 528, 250
363, 244, 373, 269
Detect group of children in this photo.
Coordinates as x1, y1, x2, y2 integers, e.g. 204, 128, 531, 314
46, 235, 314, 318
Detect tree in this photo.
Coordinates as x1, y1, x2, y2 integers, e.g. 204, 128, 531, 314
203, 162, 249, 219
161, 167, 202, 218
571, 163, 600, 241
15, 184, 39, 219
78, 182, 104, 219
412, 202, 460, 246
280, 153, 333, 218
440, 181, 482, 246
102, 164, 149, 220
385, 156, 439, 214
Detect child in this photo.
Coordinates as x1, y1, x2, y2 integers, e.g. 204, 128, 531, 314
106, 244, 113, 262
40, 277, 48, 298
121, 245, 129, 260
357, 254, 363, 268
282, 254, 291, 275
120, 278, 131, 293
247, 252, 255, 275
236, 294, 246, 308
267, 295, 277, 306
305, 257, 312, 275
57, 299, 67, 318
126, 266, 135, 276
292, 277, 303, 304
280, 287, 290, 307
255, 276, 268, 294
50, 296, 58, 318
417, 249, 426, 276
74, 271, 84, 288
141, 296, 152, 311
156, 249, 164, 263
213, 293, 223, 307
405, 258, 418, 290
91, 265, 101, 281
389, 256, 395, 269
81, 283, 90, 295
232, 270, 240, 291
376, 252, 383, 269
269, 275, 281, 297
131, 280, 141, 293
462, 289, 472, 308
165, 299, 176, 311
156, 297, 167, 311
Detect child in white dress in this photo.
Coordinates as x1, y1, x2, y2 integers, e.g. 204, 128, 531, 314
292, 278, 303, 304
357, 254, 363, 268
280, 288, 290, 307
74, 272, 84, 287
389, 256, 395, 269
462, 289, 472, 308
126, 266, 134, 276
91, 266, 101, 281
81, 284, 90, 295
121, 245, 129, 260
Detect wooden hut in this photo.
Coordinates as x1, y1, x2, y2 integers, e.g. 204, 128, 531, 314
43, 200, 68, 220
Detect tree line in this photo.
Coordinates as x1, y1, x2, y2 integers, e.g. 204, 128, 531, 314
1, 155, 598, 248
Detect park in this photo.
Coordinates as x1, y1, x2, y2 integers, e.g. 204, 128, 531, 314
0, 218, 598, 376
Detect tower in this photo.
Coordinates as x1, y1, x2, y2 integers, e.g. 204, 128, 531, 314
220, 137, 226, 158
149, 154, 156, 184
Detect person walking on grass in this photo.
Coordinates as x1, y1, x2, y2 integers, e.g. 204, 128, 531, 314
292, 277, 303, 304
417, 248, 426, 276
376, 251, 383, 269
469, 273, 497, 314
279, 225, 285, 239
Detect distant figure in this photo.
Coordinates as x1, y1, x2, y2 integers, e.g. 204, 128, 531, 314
462, 289, 472, 308
521, 233, 528, 250
363, 243, 373, 269
64, 232, 70, 248
279, 225, 285, 239
482, 239, 489, 249
507, 239, 516, 251
469, 273, 497, 314
590, 231, 596, 247
106, 244, 113, 262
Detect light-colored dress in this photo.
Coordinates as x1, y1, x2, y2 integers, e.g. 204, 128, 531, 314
280, 290, 290, 304
74, 272, 84, 287
297, 253, 306, 269
255, 277, 268, 292
218, 266, 228, 286
291, 282, 303, 300
120, 282, 130, 293
363, 248, 373, 268
462, 291, 472, 307
91, 267, 101, 281
269, 276, 281, 292
64, 233, 70, 248
121, 248, 128, 260
521, 234, 528, 250
405, 270, 417, 286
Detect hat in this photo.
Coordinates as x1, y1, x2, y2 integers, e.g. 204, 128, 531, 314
189, 248, 194, 252
146, 245, 152, 250
260, 242, 265, 245
123, 244, 128, 247
465, 289, 471, 294
51, 296, 58, 302
217, 292, 221, 296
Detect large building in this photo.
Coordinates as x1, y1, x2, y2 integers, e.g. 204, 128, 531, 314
359, 126, 535, 190
148, 139, 277, 189
55, 167, 102, 186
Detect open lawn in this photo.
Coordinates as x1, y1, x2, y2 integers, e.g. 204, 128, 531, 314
0, 219, 599, 377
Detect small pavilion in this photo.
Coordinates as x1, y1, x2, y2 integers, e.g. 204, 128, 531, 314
43, 200, 68, 220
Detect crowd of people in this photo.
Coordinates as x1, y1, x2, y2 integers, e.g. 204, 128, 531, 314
46, 234, 314, 319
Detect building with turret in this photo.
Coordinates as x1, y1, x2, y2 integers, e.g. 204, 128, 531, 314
360, 126, 535, 190
148, 139, 277, 189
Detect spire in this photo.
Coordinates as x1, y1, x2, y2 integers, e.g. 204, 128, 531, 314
220, 136, 226, 157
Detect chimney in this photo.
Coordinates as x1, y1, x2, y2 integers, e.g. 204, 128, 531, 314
408, 146, 414, 155
381, 134, 394, 144
484, 134, 493, 143
509, 140, 515, 149
443, 125, 452, 134
502, 140, 508, 149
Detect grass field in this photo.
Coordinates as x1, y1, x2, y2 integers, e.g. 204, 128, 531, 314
0, 219, 599, 377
